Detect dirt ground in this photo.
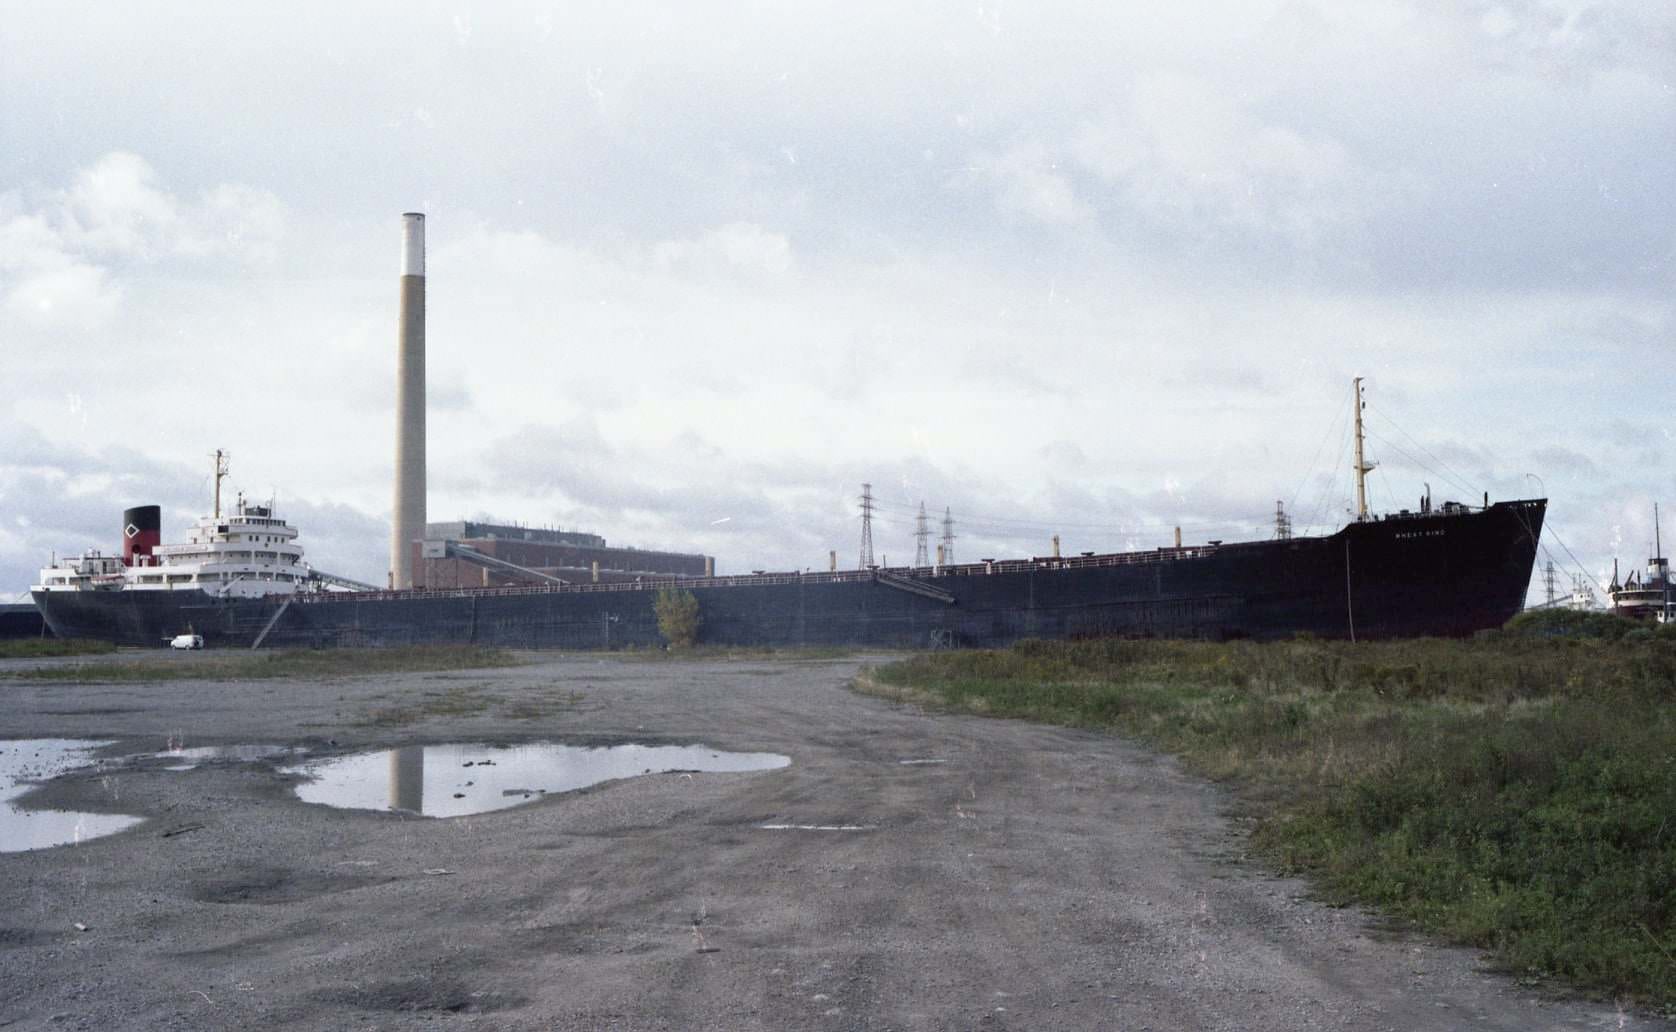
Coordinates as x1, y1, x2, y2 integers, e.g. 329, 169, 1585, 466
0, 651, 1667, 1031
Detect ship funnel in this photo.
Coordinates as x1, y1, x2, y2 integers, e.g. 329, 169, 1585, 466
391, 212, 427, 589
123, 505, 161, 566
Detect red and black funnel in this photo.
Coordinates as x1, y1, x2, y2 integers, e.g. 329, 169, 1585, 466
123, 505, 161, 565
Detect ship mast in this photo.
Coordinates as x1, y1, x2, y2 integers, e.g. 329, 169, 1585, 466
213, 449, 229, 520
1352, 377, 1376, 521
1659, 502, 1669, 623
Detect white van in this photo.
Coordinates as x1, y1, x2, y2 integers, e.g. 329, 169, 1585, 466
169, 634, 204, 650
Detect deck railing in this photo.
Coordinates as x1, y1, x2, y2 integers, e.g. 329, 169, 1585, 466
295, 544, 1225, 605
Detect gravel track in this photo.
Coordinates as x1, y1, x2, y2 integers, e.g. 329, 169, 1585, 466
0, 652, 1665, 1030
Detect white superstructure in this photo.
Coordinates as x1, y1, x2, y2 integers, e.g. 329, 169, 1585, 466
32, 450, 379, 599
1609, 555, 1672, 623
34, 494, 313, 599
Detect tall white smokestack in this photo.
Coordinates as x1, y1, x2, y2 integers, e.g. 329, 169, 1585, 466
391, 212, 426, 589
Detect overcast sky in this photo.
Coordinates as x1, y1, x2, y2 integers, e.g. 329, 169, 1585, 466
2, 1, 1671, 603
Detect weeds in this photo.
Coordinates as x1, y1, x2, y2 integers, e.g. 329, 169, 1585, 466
0, 638, 118, 660
5, 645, 523, 682
866, 633, 1676, 1004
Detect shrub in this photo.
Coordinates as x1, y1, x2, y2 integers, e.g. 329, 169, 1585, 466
653, 588, 701, 648
1503, 609, 1638, 640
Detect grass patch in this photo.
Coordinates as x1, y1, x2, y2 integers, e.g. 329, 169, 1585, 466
5, 645, 524, 682
612, 644, 866, 663
0, 638, 118, 659
864, 633, 1676, 1005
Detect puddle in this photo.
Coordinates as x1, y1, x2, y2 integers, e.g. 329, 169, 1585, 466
282, 742, 790, 818
759, 823, 875, 831
0, 740, 145, 852
151, 743, 302, 771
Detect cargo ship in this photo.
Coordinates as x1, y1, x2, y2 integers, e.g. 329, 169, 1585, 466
0, 602, 48, 641
31, 459, 1548, 650
31, 495, 1547, 650
29, 215, 1548, 649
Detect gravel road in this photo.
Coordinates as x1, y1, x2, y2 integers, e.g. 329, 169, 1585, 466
0, 652, 1665, 1030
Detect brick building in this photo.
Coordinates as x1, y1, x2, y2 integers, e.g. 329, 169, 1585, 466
413, 521, 713, 589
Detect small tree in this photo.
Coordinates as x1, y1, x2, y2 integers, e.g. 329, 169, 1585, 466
653, 587, 701, 648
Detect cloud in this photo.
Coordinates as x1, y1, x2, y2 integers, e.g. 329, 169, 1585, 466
0, 152, 287, 330
50, 151, 285, 264
2, 260, 121, 330
653, 222, 795, 278
1529, 446, 1601, 480
0, 201, 125, 329
976, 142, 1092, 226
61, 151, 179, 257
1069, 70, 1359, 256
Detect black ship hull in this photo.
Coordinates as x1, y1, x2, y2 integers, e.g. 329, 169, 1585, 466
0, 602, 50, 641
34, 500, 1546, 649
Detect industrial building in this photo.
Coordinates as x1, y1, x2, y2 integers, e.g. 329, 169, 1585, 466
415, 521, 713, 589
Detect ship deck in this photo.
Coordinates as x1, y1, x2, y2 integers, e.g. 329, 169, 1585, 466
297, 542, 1230, 605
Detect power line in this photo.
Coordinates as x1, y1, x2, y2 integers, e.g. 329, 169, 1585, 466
1541, 516, 1609, 592
1365, 411, 1482, 500
866, 512, 1274, 545
867, 498, 1272, 534
1303, 416, 1355, 537
1361, 427, 1477, 501
1286, 379, 1354, 518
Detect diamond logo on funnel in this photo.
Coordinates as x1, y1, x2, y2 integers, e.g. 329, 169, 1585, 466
125, 523, 140, 539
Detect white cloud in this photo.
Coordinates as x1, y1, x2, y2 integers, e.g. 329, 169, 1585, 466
653, 222, 795, 277
177, 182, 287, 263
2, 261, 121, 330
1071, 71, 1358, 246
61, 151, 180, 257
977, 142, 1092, 226
0, 152, 287, 331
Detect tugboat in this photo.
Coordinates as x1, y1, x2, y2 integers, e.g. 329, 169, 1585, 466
1608, 504, 1672, 623
32, 451, 375, 645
